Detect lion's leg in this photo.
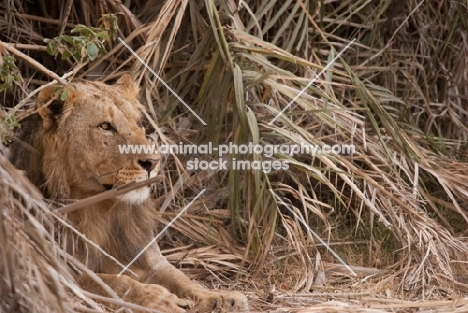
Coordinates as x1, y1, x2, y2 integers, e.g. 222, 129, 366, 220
77, 273, 191, 313
143, 251, 248, 313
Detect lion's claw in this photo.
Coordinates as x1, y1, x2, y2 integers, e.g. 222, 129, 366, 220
191, 290, 248, 313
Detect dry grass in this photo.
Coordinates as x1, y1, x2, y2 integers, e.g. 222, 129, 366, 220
0, 155, 87, 312
2, 0, 468, 312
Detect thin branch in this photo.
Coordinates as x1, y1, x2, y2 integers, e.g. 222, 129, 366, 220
0, 40, 68, 85
59, 0, 74, 36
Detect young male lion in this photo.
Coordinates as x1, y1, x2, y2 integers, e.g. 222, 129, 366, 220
12, 75, 248, 313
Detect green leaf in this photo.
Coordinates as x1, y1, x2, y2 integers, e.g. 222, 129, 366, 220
61, 50, 72, 60
72, 25, 97, 38
70, 24, 86, 33
86, 43, 99, 61
0, 84, 9, 92
7, 62, 18, 71
60, 88, 69, 101
96, 31, 109, 40
61, 35, 74, 44
72, 35, 87, 43
0, 76, 14, 92
3, 56, 15, 62
46, 41, 57, 56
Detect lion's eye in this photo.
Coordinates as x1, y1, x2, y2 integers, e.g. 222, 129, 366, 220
137, 120, 143, 128
98, 122, 114, 131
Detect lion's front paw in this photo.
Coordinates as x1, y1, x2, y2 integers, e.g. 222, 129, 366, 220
138, 284, 192, 313
193, 290, 248, 313
221, 291, 248, 312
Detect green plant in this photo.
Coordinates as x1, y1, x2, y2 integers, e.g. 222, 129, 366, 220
0, 56, 21, 143
0, 109, 20, 143
0, 56, 19, 92
44, 13, 120, 62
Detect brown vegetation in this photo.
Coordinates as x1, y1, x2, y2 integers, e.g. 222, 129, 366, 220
2, 0, 468, 312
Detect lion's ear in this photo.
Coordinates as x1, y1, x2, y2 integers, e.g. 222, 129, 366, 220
115, 74, 139, 100
36, 86, 76, 131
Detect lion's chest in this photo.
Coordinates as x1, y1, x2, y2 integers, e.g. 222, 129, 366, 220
72, 202, 157, 272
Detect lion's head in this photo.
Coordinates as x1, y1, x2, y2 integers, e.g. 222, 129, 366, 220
34, 74, 159, 204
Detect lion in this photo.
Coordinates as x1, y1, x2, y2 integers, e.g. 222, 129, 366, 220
12, 74, 248, 313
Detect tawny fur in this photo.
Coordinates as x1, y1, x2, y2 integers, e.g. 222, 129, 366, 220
12, 74, 248, 313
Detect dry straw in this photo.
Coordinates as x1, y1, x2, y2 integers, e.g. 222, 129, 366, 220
2, 0, 468, 311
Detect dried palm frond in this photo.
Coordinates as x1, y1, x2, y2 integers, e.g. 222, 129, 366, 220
2, 0, 468, 312
0, 155, 92, 312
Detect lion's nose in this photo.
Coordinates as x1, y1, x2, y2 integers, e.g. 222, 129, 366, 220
138, 158, 158, 173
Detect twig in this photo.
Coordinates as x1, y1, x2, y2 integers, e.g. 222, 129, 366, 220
57, 175, 162, 214
366, 298, 468, 309
59, 0, 74, 36
0, 11, 75, 26
294, 291, 371, 298
13, 61, 88, 119
5, 43, 47, 51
